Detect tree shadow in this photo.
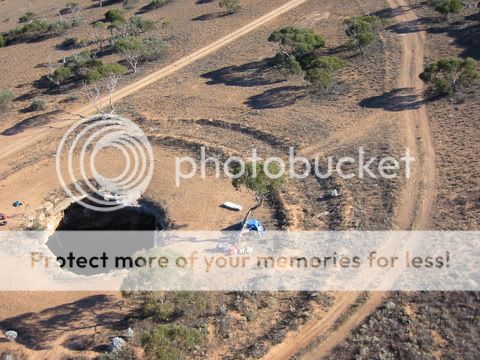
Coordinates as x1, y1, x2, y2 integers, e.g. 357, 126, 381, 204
192, 12, 229, 21
245, 85, 308, 109
136, 1, 173, 14
201, 59, 285, 87
86, 0, 123, 10
372, 5, 418, 19
359, 88, 425, 111
452, 13, 480, 60
196, 0, 215, 3
0, 294, 127, 351
387, 16, 439, 34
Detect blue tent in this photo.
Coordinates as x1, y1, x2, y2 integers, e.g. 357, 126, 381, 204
245, 219, 265, 232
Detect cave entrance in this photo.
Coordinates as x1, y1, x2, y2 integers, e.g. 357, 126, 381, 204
46, 200, 165, 276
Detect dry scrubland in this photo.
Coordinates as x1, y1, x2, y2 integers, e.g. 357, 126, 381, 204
325, 2, 480, 359
0, 0, 478, 358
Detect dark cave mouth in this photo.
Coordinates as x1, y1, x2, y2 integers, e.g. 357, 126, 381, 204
46, 200, 166, 275
55, 201, 161, 231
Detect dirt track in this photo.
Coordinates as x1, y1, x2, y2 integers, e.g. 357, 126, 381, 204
0, 0, 437, 357
262, 0, 437, 358
0, 0, 309, 164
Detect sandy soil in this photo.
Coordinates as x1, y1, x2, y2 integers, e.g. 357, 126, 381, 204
1, 0, 474, 357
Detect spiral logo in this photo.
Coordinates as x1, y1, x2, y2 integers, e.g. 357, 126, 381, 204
56, 114, 154, 212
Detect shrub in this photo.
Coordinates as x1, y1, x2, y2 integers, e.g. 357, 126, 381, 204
143, 299, 175, 321
6, 18, 79, 43
58, 37, 79, 49
30, 98, 48, 111
85, 63, 128, 82
142, 36, 166, 59
0, 90, 14, 113
305, 56, 345, 90
271, 52, 303, 75
268, 26, 325, 58
219, 0, 241, 14
344, 15, 385, 53
51, 66, 74, 86
127, 16, 156, 35
0, 34, 5, 47
420, 57, 479, 96
141, 324, 202, 360
123, 0, 139, 9
18, 11, 36, 23
146, 0, 174, 10
429, 0, 463, 17
233, 161, 286, 195
105, 8, 126, 23
49, 19, 81, 36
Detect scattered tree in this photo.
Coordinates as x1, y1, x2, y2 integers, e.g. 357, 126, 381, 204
114, 36, 144, 73
85, 63, 128, 83
145, 0, 174, 10
344, 15, 385, 53
141, 324, 202, 360
233, 161, 286, 196
127, 16, 156, 36
429, 0, 463, 18
18, 11, 36, 23
114, 35, 166, 72
82, 74, 121, 115
268, 26, 325, 58
123, 0, 139, 9
305, 56, 345, 90
420, 57, 479, 95
30, 98, 48, 111
268, 27, 343, 91
0, 34, 5, 47
104, 8, 126, 23
271, 52, 303, 75
91, 21, 108, 54
0, 90, 14, 114
3, 18, 80, 44
48, 65, 74, 87
219, 0, 241, 14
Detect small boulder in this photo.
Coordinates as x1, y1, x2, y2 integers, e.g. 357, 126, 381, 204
5, 330, 18, 341
110, 337, 126, 352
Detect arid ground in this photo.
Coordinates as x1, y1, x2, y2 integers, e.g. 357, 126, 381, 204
0, 0, 478, 358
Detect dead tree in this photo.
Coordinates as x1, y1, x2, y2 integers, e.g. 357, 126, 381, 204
82, 74, 119, 116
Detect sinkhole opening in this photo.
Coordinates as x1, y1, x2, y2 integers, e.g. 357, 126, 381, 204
47, 199, 166, 276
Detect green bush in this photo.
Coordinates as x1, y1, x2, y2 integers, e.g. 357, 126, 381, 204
105, 8, 126, 23
51, 66, 73, 86
0, 34, 5, 47
5, 18, 79, 43
30, 98, 48, 111
429, 0, 463, 16
141, 324, 202, 360
219, 0, 241, 14
344, 15, 384, 53
127, 16, 156, 35
268, 26, 325, 58
0, 90, 14, 113
123, 0, 139, 9
18, 11, 36, 23
143, 300, 175, 321
304, 57, 345, 90
85, 63, 128, 82
420, 57, 479, 95
58, 37, 79, 49
147, 0, 174, 10
233, 161, 286, 195
271, 52, 303, 75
